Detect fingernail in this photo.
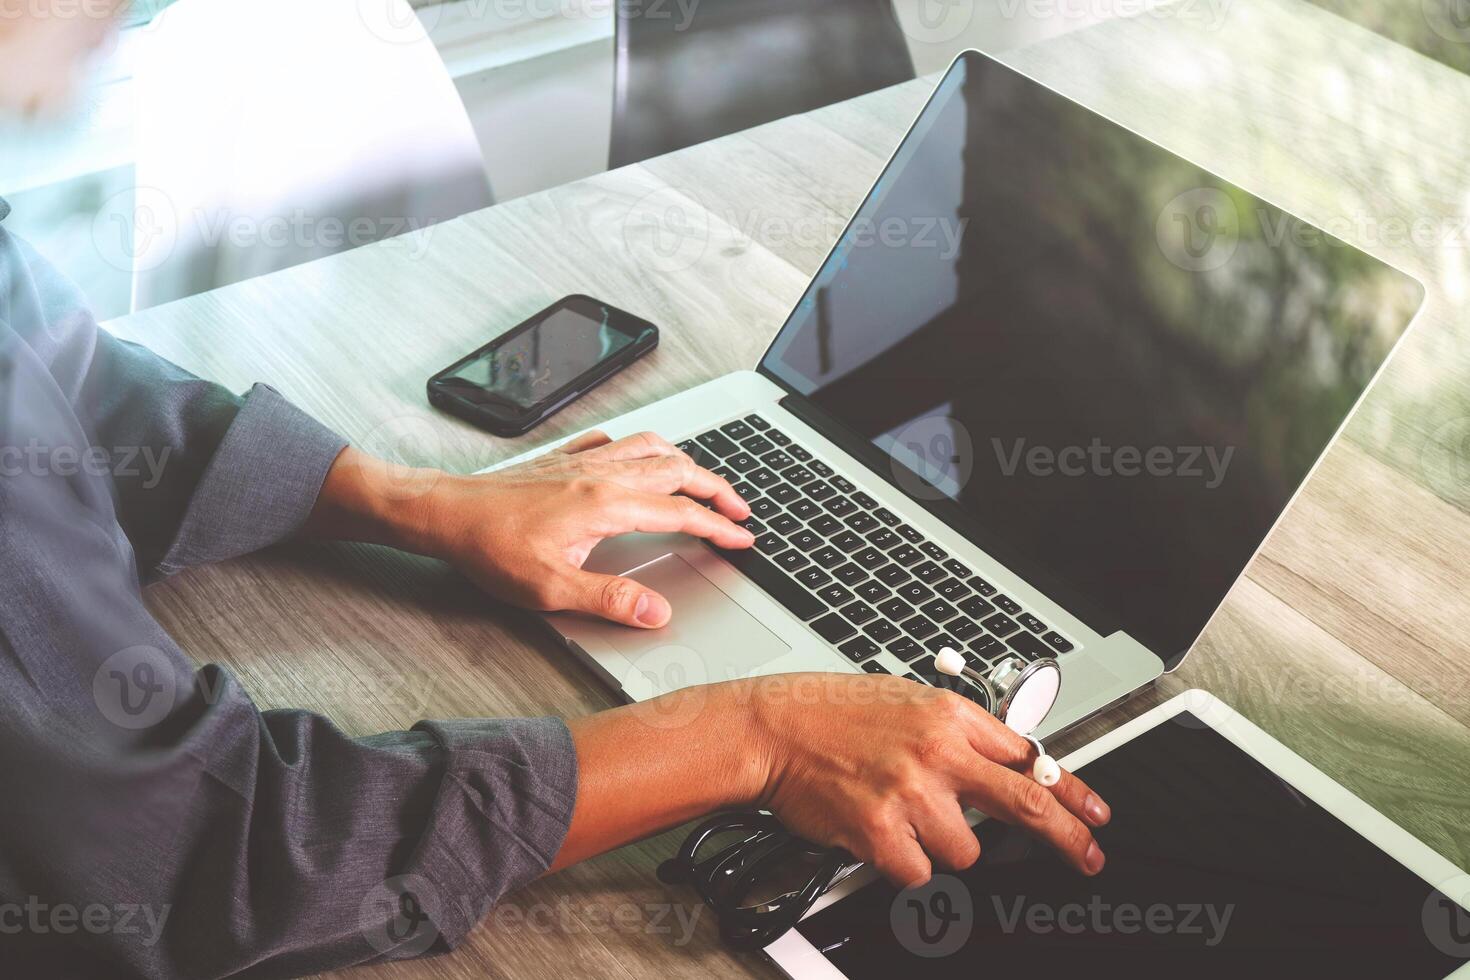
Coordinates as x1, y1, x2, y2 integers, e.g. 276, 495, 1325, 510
1084, 794, 1110, 826
635, 593, 670, 627
1085, 841, 1106, 874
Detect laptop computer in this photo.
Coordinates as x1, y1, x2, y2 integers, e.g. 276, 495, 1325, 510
497, 50, 1425, 739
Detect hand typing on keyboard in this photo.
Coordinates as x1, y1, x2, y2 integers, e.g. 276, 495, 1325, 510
310, 429, 754, 628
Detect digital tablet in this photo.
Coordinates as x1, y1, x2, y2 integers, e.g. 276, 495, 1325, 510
767, 690, 1470, 979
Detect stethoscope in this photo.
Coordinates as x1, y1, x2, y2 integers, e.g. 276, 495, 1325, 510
658, 648, 1064, 949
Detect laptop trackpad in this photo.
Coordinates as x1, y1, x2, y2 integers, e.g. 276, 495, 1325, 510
604, 554, 791, 689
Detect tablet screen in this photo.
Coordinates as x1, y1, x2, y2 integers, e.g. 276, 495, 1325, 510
795, 715, 1469, 978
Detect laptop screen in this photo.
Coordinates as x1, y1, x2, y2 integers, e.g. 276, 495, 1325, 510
758, 52, 1423, 665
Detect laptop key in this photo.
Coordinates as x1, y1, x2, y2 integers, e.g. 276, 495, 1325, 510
811, 545, 846, 569
782, 465, 815, 486
810, 515, 844, 537
833, 563, 869, 586
942, 559, 971, 579
769, 514, 801, 536
919, 597, 958, 622
948, 618, 982, 641
924, 633, 963, 655
897, 581, 934, 604
730, 483, 758, 502
862, 661, 891, 675
789, 530, 823, 552
851, 491, 878, 509
768, 484, 800, 504
855, 580, 891, 603
1017, 612, 1047, 634
935, 577, 970, 601
755, 532, 785, 554
810, 460, 834, 478
697, 431, 739, 457
873, 507, 901, 527
775, 549, 810, 572
750, 497, 781, 519
812, 612, 857, 643
888, 637, 926, 662
983, 612, 1020, 637
742, 435, 775, 456
867, 528, 900, 550
824, 496, 857, 517
711, 545, 825, 620
967, 576, 998, 597
839, 637, 880, 663
767, 429, 791, 446
1007, 630, 1052, 662
744, 414, 770, 430
746, 467, 779, 489
841, 600, 877, 626
969, 634, 1006, 660
896, 524, 924, 544
738, 516, 767, 535
959, 595, 995, 619
852, 547, 888, 570
818, 584, 855, 606
761, 450, 796, 471
845, 512, 879, 534
788, 498, 821, 521
796, 566, 832, 589
830, 475, 857, 494
877, 597, 911, 620
912, 561, 947, 584
889, 544, 923, 566
1043, 631, 1075, 653
864, 620, 900, 644
831, 530, 865, 553
788, 445, 814, 463
804, 480, 836, 501
728, 452, 761, 473
721, 420, 755, 441
875, 564, 911, 587
901, 615, 939, 640
920, 542, 947, 561
993, 594, 1021, 615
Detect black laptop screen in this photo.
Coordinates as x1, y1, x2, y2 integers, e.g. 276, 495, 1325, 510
759, 53, 1422, 665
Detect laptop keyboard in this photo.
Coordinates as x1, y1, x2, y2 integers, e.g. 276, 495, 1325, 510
677, 415, 1077, 697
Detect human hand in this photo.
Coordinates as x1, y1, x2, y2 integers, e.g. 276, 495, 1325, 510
748, 673, 1109, 886
369, 430, 754, 627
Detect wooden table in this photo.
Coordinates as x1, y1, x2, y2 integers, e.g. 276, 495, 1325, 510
105, 0, 1470, 975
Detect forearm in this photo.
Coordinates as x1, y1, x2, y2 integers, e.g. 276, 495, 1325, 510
303, 445, 444, 554
550, 682, 775, 872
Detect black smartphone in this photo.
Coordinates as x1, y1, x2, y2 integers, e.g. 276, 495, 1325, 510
427, 295, 659, 436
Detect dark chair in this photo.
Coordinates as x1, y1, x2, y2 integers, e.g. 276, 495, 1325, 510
610, 0, 916, 168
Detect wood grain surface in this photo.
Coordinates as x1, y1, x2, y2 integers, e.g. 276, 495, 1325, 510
104, 0, 1470, 975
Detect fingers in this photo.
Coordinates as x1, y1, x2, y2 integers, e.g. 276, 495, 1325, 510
911, 798, 982, 873
940, 695, 1110, 830
578, 430, 682, 462
557, 430, 613, 454
600, 456, 749, 520
605, 490, 755, 550
867, 826, 933, 890
560, 570, 673, 628
957, 757, 1106, 876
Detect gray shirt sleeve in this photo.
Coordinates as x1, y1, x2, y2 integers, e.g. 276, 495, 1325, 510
0, 210, 579, 977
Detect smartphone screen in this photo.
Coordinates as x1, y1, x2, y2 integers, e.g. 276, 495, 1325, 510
440, 299, 653, 411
